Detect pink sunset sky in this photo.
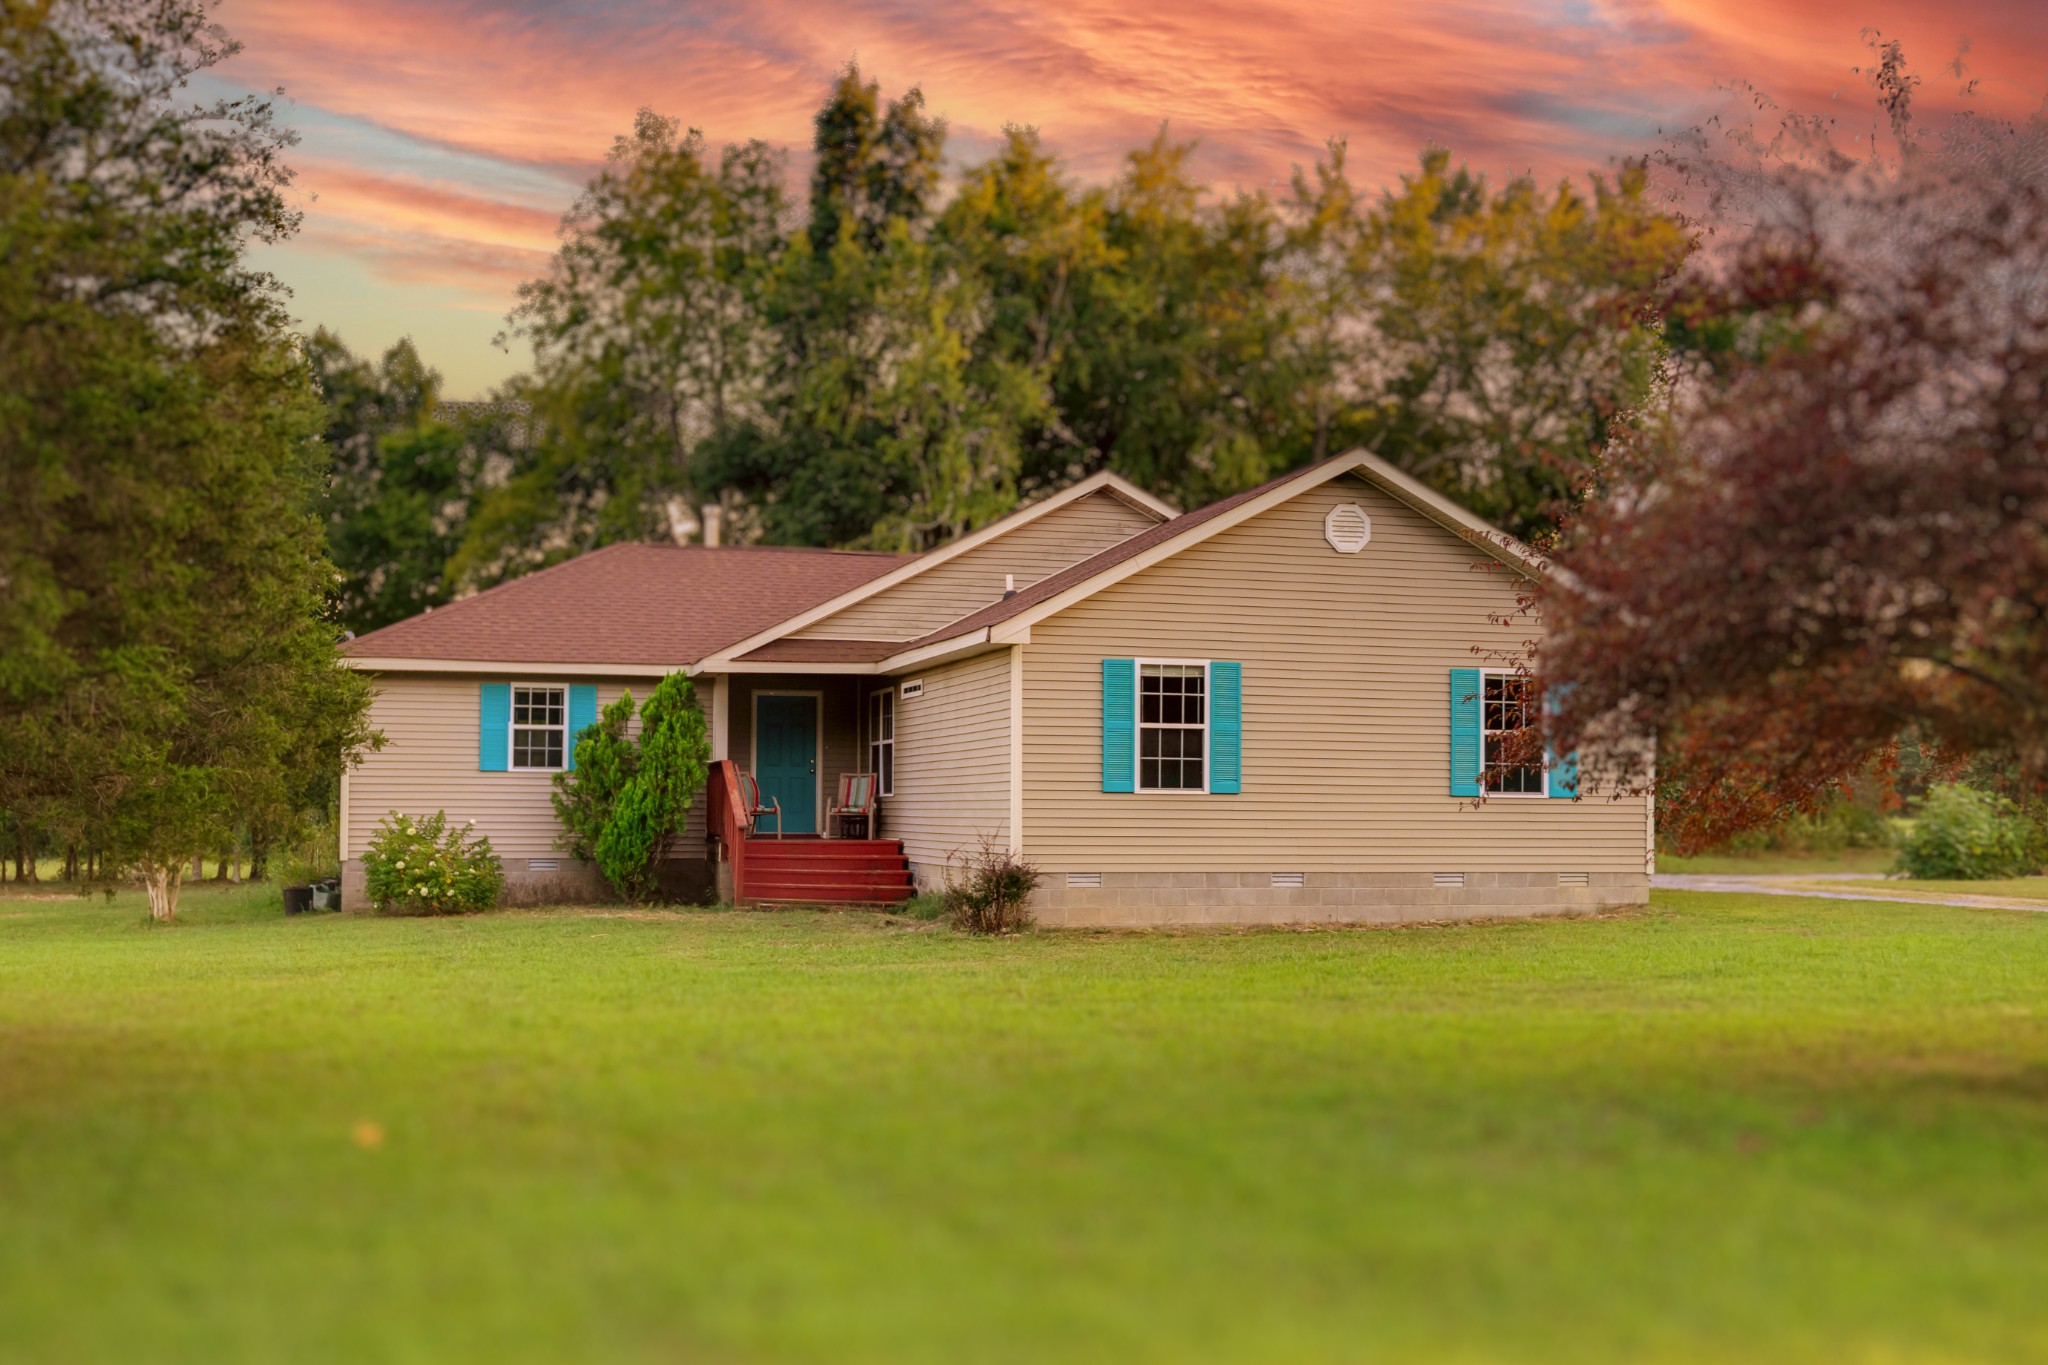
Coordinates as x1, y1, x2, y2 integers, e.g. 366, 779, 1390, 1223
208, 0, 2048, 396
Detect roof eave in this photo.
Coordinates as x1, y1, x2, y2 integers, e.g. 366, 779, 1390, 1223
984, 449, 1544, 643
691, 471, 1172, 671
344, 656, 687, 677
876, 628, 1009, 675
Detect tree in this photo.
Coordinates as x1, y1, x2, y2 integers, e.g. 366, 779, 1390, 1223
551, 675, 709, 901
463, 68, 1685, 564
552, 692, 637, 863
307, 331, 504, 634
706, 69, 1055, 550
465, 111, 788, 583
1308, 149, 1688, 542
1543, 38, 2048, 851
808, 62, 946, 256
0, 0, 376, 919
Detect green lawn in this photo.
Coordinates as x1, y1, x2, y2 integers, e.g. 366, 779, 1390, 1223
1832, 876, 2048, 901
1656, 848, 1898, 875
3, 885, 2046, 1364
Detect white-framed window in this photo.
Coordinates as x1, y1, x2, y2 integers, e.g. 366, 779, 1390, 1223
1481, 671, 1545, 796
1138, 661, 1207, 792
511, 685, 567, 770
869, 688, 894, 796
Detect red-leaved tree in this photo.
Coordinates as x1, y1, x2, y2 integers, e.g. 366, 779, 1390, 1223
1542, 39, 2048, 852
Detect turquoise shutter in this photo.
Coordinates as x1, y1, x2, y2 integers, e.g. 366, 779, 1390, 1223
1101, 659, 1135, 793
1448, 668, 1482, 797
1546, 683, 1579, 799
479, 683, 510, 771
566, 684, 598, 771
1209, 661, 1242, 794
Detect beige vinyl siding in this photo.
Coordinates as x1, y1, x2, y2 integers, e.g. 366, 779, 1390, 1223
344, 675, 685, 860
881, 649, 1012, 874
793, 491, 1159, 641
1021, 474, 1648, 873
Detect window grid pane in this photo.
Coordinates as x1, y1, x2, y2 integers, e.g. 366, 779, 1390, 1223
513, 687, 564, 727
510, 686, 566, 770
870, 691, 894, 796
1137, 663, 1207, 791
1481, 674, 1542, 794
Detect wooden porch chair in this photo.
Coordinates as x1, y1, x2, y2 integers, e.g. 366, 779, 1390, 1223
736, 769, 782, 839
825, 772, 877, 840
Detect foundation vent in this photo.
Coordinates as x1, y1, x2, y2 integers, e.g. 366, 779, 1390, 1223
1066, 872, 1103, 889
1271, 872, 1306, 888
1433, 872, 1466, 888
528, 858, 559, 872
1559, 871, 1590, 887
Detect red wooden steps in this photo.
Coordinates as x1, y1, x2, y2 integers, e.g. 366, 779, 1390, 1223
740, 837, 914, 906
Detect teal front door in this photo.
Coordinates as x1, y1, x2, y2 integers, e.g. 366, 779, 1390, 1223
755, 694, 818, 834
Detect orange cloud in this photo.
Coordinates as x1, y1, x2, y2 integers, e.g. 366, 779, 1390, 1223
295, 221, 551, 296
297, 160, 561, 242
209, 0, 2048, 393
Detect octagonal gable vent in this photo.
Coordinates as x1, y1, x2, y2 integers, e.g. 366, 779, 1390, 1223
1324, 503, 1372, 554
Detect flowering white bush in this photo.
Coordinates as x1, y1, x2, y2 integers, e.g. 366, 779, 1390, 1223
362, 811, 503, 915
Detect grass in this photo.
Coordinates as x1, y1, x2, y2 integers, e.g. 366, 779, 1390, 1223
3, 883, 2047, 1364
1833, 875, 2048, 901
1656, 848, 1898, 875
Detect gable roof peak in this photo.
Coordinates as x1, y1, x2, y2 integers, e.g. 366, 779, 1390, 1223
900, 449, 1542, 650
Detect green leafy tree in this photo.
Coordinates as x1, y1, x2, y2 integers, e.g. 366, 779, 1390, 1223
807, 62, 946, 256
330, 418, 486, 632
464, 111, 788, 585
308, 331, 517, 632
306, 328, 439, 494
1320, 150, 1689, 541
464, 70, 1686, 565
551, 692, 638, 862
551, 675, 708, 902
0, 0, 377, 920
1057, 132, 1305, 506
711, 71, 1051, 549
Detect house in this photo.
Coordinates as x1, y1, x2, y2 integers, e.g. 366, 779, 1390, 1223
340, 450, 1652, 925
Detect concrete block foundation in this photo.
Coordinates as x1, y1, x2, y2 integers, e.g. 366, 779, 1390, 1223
1028, 870, 1648, 928
340, 855, 715, 912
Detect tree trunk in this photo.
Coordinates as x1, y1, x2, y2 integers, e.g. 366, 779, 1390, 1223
142, 861, 182, 922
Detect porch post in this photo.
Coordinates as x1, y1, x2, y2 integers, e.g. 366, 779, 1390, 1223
708, 674, 730, 762
1008, 645, 1024, 855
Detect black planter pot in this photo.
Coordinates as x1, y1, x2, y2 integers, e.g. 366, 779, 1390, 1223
282, 884, 313, 915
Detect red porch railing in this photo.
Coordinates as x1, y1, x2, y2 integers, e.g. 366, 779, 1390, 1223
706, 758, 912, 906
706, 758, 749, 902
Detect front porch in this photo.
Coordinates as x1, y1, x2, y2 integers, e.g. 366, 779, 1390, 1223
710, 672, 883, 839
700, 652, 1017, 905
705, 761, 913, 906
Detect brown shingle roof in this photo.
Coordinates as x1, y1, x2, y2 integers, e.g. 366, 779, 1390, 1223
735, 637, 901, 664
345, 543, 912, 667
